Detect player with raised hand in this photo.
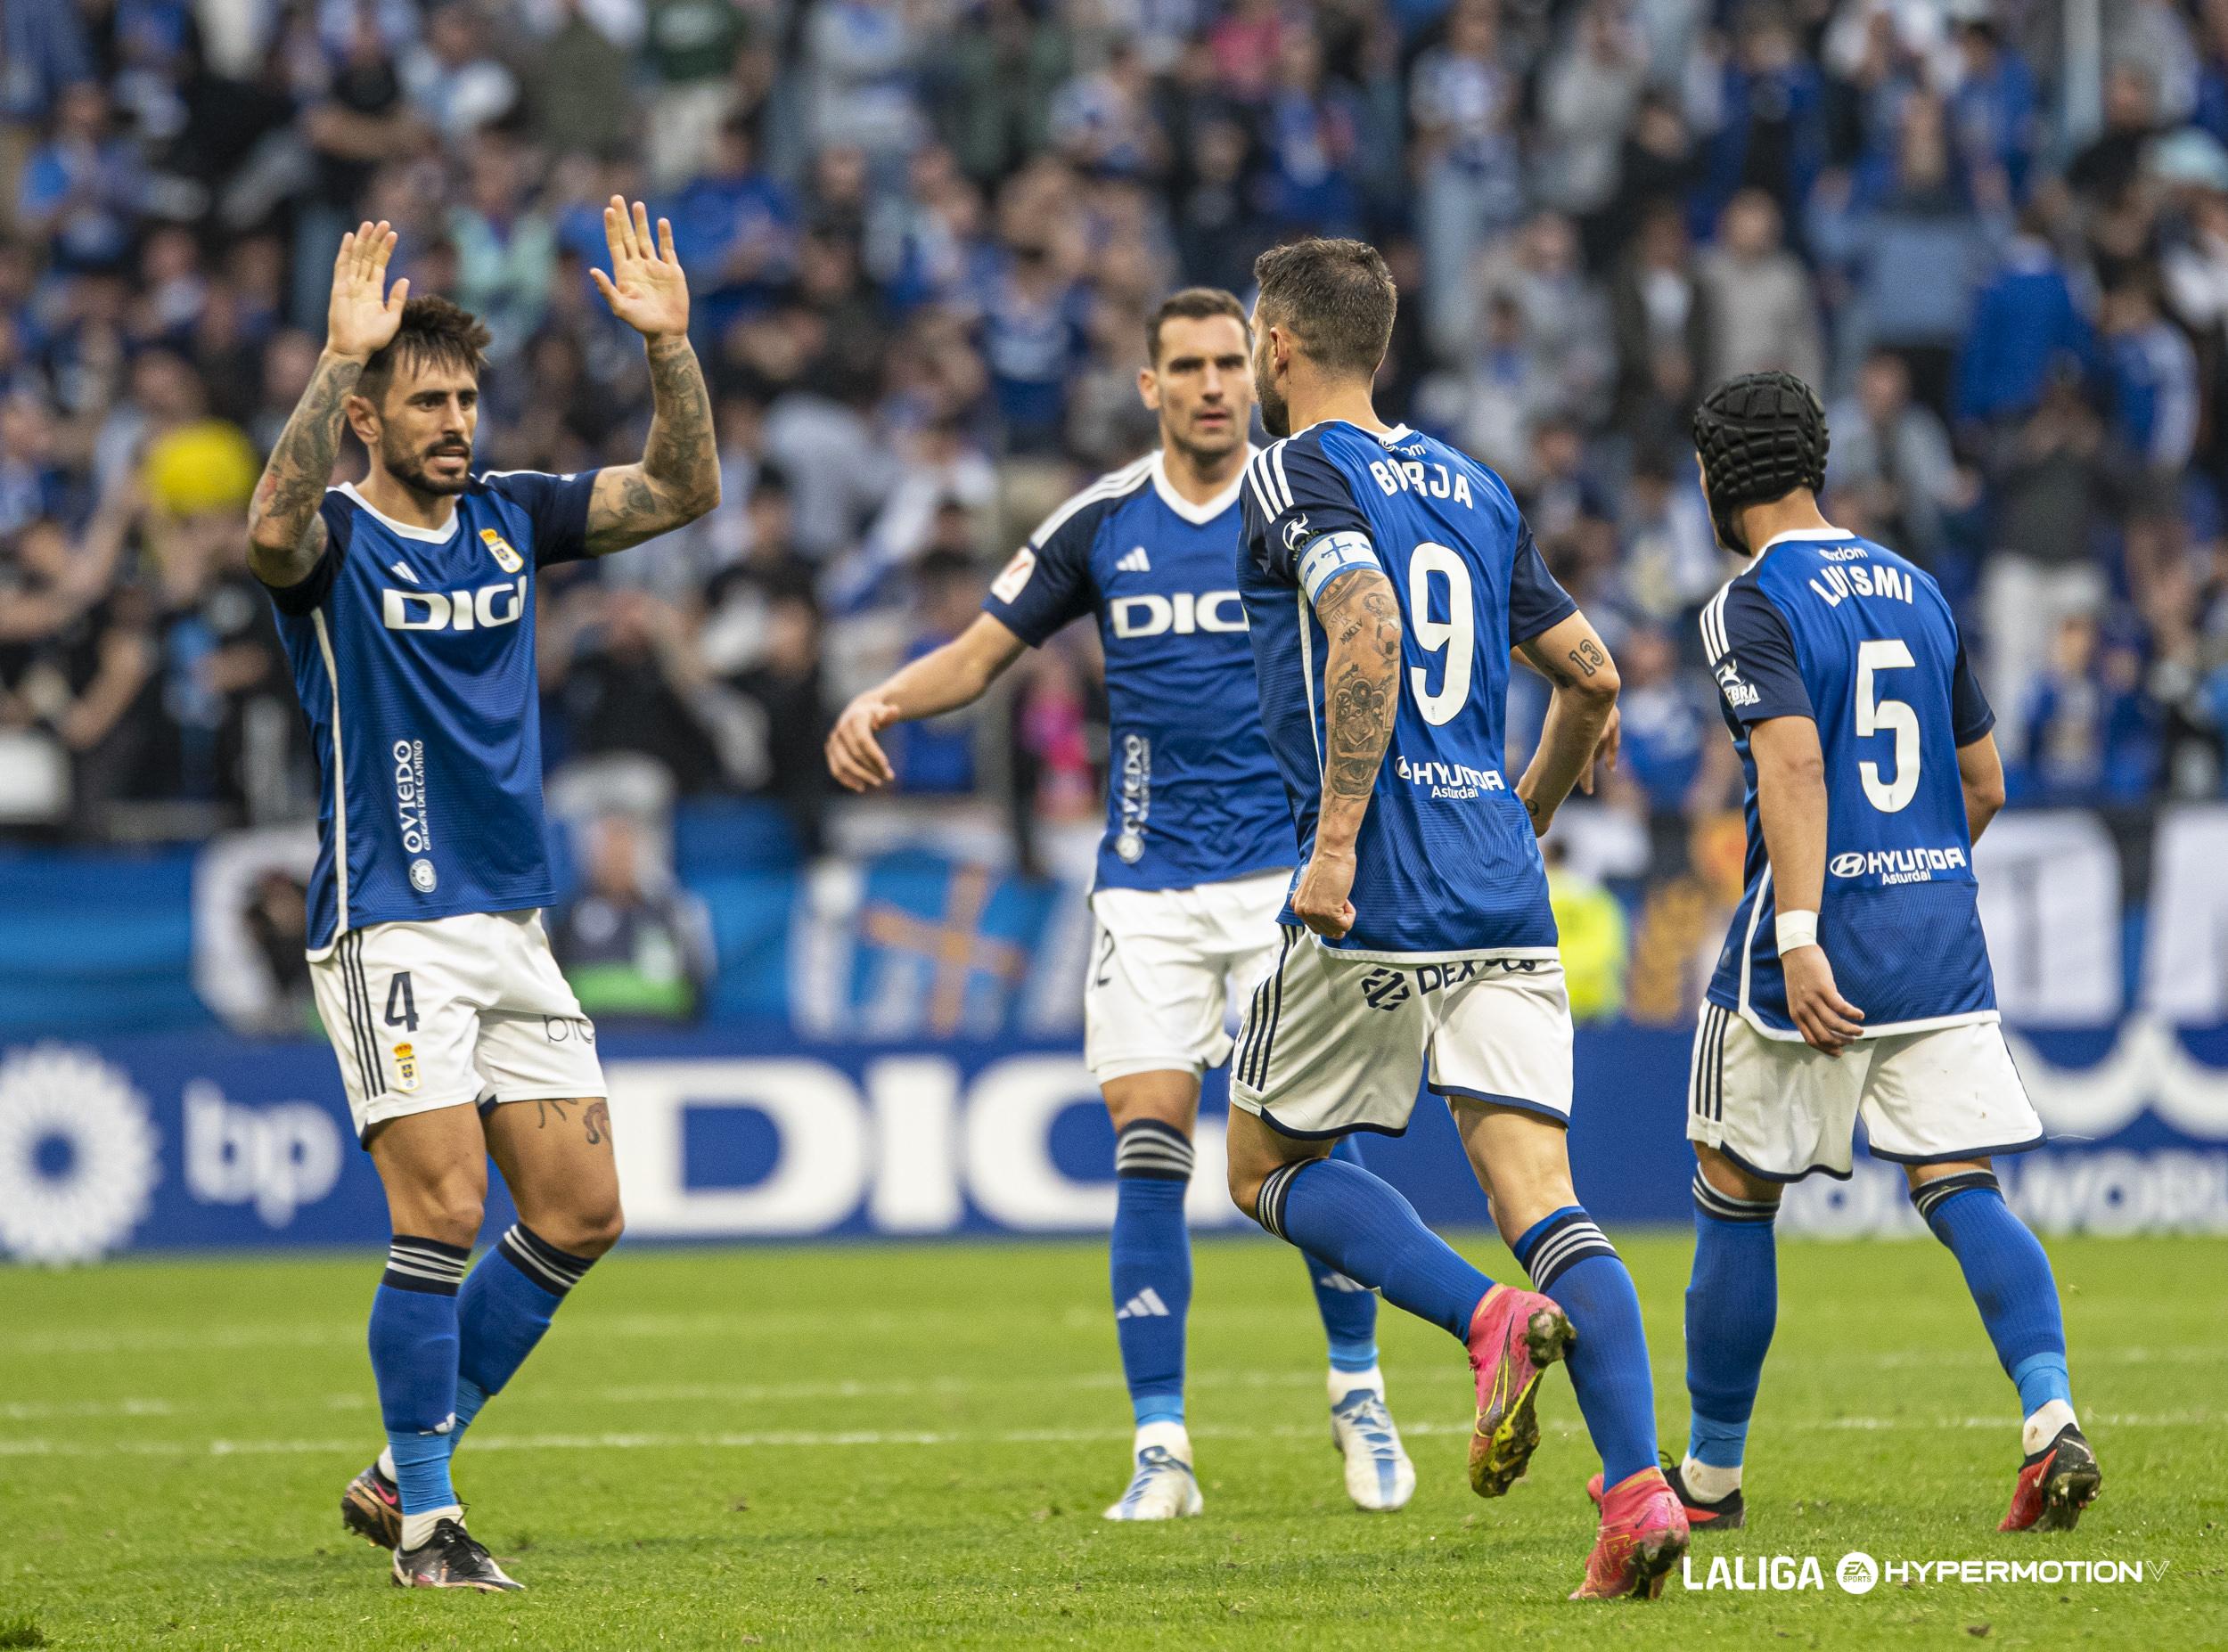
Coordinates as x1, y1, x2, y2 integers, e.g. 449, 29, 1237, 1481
1634, 372, 2095, 1535
827, 290, 1419, 1520
1222, 239, 1682, 1600
246, 202, 718, 1591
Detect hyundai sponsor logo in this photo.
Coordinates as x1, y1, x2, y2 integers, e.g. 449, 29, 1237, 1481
1830, 845, 1967, 882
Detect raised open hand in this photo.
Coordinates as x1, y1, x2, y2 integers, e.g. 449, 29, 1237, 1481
326, 221, 407, 362
594, 197, 691, 340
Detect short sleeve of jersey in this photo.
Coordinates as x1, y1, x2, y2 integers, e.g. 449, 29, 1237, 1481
260, 494, 354, 616
1950, 631, 1995, 745
981, 498, 1102, 647
482, 470, 600, 568
1704, 582, 1813, 725
1509, 521, 1578, 643
1241, 440, 1376, 599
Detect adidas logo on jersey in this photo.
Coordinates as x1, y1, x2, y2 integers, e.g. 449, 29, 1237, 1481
1116, 545, 1152, 574
389, 561, 422, 585
1115, 1288, 1172, 1320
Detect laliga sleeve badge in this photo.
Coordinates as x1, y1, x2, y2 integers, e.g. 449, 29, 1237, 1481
392, 1043, 419, 1092
479, 527, 524, 574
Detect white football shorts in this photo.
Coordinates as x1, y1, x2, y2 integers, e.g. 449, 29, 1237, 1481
1686, 1002, 2044, 1181
1227, 929, 1575, 1138
309, 908, 605, 1142
1084, 870, 1293, 1084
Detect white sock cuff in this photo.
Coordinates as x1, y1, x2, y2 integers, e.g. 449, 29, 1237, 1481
1680, 1454, 1743, 1501
1134, 1419, 1192, 1461
376, 1445, 397, 1481
1329, 1365, 1384, 1403
398, 1504, 463, 1550
2022, 1398, 2078, 1456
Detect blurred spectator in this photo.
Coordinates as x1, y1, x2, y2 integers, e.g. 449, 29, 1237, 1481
1544, 837, 1626, 1023
2010, 613, 2157, 805
1697, 190, 1825, 393
1955, 201, 2095, 429
551, 813, 715, 1021
1829, 350, 1962, 568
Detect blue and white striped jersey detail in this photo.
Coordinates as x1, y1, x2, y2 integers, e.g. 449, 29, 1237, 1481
1237, 421, 1577, 961
981, 447, 1296, 894
1700, 527, 1999, 1038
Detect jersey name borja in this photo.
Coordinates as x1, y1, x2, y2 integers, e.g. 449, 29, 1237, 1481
1237, 421, 1577, 960
1700, 527, 1998, 1036
983, 448, 1296, 893
263, 471, 597, 956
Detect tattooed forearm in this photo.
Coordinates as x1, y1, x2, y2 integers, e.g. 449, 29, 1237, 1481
1314, 566, 1402, 838
586, 335, 720, 554
1568, 638, 1607, 678
246, 351, 358, 585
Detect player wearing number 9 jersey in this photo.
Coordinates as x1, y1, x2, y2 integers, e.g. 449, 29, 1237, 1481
1663, 372, 2097, 1545
1221, 238, 1690, 1602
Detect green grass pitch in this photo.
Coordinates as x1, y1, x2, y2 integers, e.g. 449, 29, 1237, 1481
2, 1232, 2222, 1649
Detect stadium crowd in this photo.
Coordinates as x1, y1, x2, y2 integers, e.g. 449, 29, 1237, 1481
3, 0, 2225, 901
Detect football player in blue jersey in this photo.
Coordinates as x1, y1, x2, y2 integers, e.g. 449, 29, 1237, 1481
826, 288, 1418, 1520
1636, 372, 2097, 1536
245, 206, 719, 1589
1221, 239, 1690, 1600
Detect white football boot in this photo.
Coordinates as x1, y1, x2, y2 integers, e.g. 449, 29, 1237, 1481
1103, 1422, 1204, 1521
1330, 1370, 1416, 1512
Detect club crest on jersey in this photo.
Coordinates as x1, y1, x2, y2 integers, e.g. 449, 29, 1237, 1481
479, 527, 524, 574
392, 1043, 419, 1092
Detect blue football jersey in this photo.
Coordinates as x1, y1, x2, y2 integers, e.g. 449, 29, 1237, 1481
262, 471, 598, 955
1700, 527, 1999, 1035
983, 448, 1296, 893
1237, 421, 1577, 959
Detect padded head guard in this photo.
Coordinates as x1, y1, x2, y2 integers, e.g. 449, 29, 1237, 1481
1691, 371, 1830, 552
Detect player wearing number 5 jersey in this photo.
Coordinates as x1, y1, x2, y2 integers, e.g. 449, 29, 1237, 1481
1222, 238, 1689, 1601
248, 206, 720, 1590
1657, 372, 2098, 1542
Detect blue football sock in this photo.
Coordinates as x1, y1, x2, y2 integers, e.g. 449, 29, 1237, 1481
1913, 1172, 2071, 1416
1110, 1121, 1194, 1427
368, 1236, 468, 1516
1513, 1205, 1658, 1486
1256, 1155, 1493, 1340
1684, 1172, 1781, 1469
453, 1223, 598, 1443
1306, 1136, 1380, 1373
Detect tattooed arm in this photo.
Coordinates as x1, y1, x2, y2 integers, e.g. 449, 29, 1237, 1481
1290, 564, 1404, 939
248, 222, 406, 588
585, 197, 720, 556
1512, 609, 1621, 838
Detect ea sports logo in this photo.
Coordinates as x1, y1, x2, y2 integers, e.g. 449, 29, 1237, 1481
1837, 1551, 1879, 1595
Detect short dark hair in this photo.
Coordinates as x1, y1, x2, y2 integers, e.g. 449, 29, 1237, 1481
1251, 239, 1396, 379
357, 296, 493, 405
1146, 287, 1249, 364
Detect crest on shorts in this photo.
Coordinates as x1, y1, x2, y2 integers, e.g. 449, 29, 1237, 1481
479, 527, 524, 574
392, 1043, 419, 1092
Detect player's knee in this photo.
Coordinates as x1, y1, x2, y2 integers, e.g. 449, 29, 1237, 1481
409, 1185, 485, 1249
1225, 1160, 1267, 1223
537, 1195, 625, 1259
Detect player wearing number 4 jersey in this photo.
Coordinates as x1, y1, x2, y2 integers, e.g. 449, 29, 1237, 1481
249, 206, 719, 1589
827, 289, 1415, 1523
1643, 371, 2100, 1541
1224, 238, 1686, 1601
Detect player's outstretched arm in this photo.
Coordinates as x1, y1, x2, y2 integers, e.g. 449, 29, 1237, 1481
1957, 731, 2007, 843
247, 221, 407, 588
1749, 715, 1865, 1055
1512, 609, 1621, 836
1292, 565, 1402, 938
586, 197, 720, 556
826, 615, 1028, 791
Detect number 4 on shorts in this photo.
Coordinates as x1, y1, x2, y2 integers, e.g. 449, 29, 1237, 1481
385, 970, 419, 1033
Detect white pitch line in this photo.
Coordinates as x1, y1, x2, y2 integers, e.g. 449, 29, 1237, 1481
0, 1411, 2209, 1461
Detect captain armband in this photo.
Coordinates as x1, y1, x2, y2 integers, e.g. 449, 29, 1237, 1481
1298, 531, 1380, 605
